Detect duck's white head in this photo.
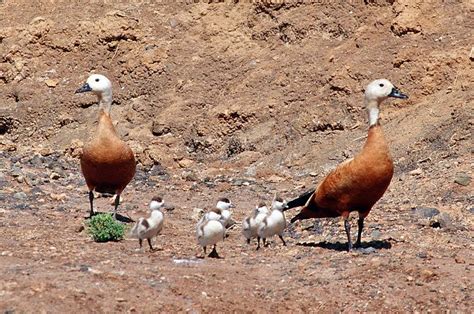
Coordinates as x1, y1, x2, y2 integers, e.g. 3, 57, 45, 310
76, 74, 112, 95
216, 197, 234, 211
272, 196, 288, 212
149, 196, 164, 211
364, 79, 408, 104
364, 79, 408, 126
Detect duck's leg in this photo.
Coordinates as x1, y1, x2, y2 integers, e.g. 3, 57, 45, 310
278, 235, 286, 246
355, 217, 364, 248
88, 191, 95, 217
208, 245, 220, 258
147, 238, 154, 251
113, 193, 120, 219
344, 218, 352, 252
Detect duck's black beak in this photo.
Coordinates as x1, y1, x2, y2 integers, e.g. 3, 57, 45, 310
75, 83, 92, 94
388, 86, 408, 99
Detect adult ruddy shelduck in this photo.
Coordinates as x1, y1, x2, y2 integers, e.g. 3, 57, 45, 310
75, 74, 136, 219
286, 79, 408, 251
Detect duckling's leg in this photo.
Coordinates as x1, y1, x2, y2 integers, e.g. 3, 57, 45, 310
208, 245, 220, 258
139, 239, 143, 248
203, 246, 207, 256
246, 238, 251, 245
278, 235, 286, 246
344, 218, 352, 252
147, 238, 154, 251
113, 193, 120, 219
263, 238, 267, 247
257, 236, 261, 250
88, 191, 94, 217
355, 217, 364, 248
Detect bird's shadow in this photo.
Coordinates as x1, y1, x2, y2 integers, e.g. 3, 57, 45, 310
297, 239, 392, 252
86, 212, 135, 223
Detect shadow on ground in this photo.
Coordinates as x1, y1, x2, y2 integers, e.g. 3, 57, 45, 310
296, 239, 392, 252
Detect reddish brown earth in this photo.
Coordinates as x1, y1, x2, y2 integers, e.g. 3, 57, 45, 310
0, 0, 473, 312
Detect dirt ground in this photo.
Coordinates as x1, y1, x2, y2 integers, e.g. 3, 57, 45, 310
0, 0, 473, 312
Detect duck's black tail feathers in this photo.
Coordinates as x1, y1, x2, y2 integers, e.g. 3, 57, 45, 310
284, 189, 316, 211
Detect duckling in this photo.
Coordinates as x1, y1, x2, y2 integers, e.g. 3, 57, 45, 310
257, 196, 288, 250
76, 74, 136, 219
129, 196, 164, 251
196, 215, 225, 258
285, 79, 408, 251
201, 197, 234, 228
242, 202, 269, 244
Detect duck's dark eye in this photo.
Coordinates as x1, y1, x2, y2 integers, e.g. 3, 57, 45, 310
95, 78, 100, 82
379, 83, 384, 87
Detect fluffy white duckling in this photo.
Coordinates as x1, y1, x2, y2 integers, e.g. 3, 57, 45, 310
257, 196, 289, 250
200, 197, 234, 228
242, 202, 270, 244
196, 215, 225, 258
130, 196, 164, 251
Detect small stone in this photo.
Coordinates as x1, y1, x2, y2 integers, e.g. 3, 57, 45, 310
50, 193, 67, 201
416, 251, 428, 259
454, 172, 471, 186
151, 121, 171, 136
409, 168, 423, 176
358, 247, 376, 254
13, 192, 27, 200
406, 276, 414, 282
75, 225, 85, 233
470, 47, 474, 61
79, 265, 90, 272
169, 18, 179, 28
178, 159, 194, 168
49, 172, 61, 180
412, 207, 440, 218
420, 269, 436, 281
268, 175, 285, 183
16, 175, 24, 183
182, 170, 198, 182
45, 79, 59, 87
429, 212, 452, 229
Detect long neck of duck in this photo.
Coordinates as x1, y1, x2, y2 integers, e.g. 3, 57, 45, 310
98, 90, 113, 114
365, 99, 381, 127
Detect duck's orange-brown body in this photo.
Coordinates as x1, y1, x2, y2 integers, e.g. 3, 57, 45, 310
81, 110, 136, 215
300, 124, 393, 220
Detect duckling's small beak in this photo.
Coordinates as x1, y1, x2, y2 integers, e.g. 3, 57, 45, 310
75, 83, 92, 93
388, 86, 408, 99
229, 204, 235, 209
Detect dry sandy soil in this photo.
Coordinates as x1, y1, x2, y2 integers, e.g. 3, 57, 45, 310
0, 0, 473, 312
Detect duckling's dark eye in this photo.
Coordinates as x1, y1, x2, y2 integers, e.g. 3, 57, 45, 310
379, 83, 384, 87
95, 78, 100, 82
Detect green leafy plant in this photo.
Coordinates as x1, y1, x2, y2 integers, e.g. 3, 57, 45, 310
86, 214, 125, 242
